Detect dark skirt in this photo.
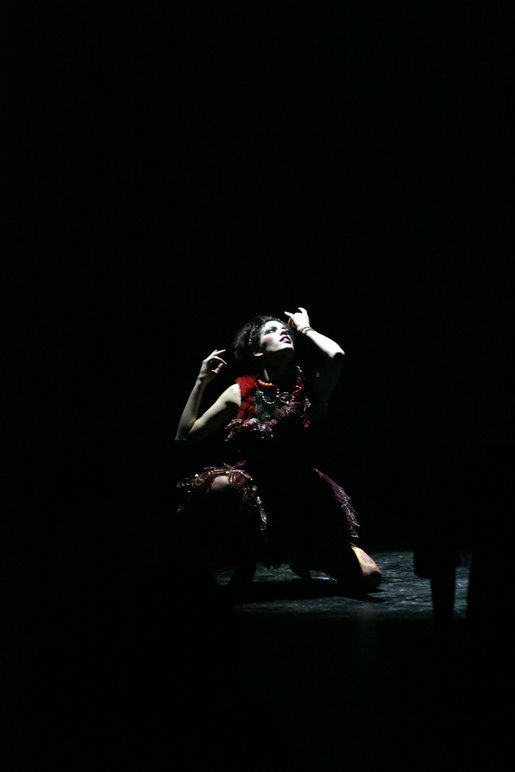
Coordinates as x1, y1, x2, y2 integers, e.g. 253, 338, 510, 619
176, 460, 363, 577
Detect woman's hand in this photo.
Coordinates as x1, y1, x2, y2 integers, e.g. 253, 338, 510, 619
284, 306, 310, 332
198, 349, 228, 384
176, 348, 237, 443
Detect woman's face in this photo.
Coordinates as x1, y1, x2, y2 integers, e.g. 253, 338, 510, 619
258, 319, 294, 355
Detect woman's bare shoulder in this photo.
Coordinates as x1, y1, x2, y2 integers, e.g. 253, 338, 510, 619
222, 382, 242, 407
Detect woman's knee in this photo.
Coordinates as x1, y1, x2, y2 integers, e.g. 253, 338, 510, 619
207, 474, 244, 505
209, 474, 243, 496
208, 474, 231, 494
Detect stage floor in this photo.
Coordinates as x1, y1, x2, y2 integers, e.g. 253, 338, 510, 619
193, 552, 506, 772
15, 550, 509, 772
213, 549, 470, 620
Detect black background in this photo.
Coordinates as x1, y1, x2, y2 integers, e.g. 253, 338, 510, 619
9, 1, 512, 534
5, 1, 513, 765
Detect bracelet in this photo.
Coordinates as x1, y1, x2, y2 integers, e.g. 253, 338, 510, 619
298, 325, 312, 336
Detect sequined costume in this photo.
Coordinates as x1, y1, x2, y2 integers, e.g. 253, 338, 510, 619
177, 367, 374, 582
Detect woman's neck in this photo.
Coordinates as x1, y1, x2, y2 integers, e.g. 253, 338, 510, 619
261, 359, 296, 386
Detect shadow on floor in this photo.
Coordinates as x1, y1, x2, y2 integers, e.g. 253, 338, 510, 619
11, 551, 510, 771
220, 576, 386, 603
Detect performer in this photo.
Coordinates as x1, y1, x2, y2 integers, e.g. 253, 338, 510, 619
175, 307, 381, 594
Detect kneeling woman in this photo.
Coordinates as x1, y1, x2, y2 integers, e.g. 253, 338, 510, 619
175, 306, 381, 594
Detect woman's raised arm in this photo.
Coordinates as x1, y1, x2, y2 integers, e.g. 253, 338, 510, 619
284, 307, 345, 410
175, 349, 241, 445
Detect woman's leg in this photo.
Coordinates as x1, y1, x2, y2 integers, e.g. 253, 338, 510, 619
206, 474, 258, 587
300, 521, 382, 593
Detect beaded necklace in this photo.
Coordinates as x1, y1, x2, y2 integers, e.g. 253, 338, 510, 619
254, 367, 304, 418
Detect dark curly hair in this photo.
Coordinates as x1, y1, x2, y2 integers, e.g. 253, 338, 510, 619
231, 313, 297, 375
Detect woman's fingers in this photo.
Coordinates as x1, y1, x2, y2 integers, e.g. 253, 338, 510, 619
206, 349, 227, 362
208, 350, 228, 371
201, 349, 228, 378
209, 356, 227, 367
285, 308, 309, 327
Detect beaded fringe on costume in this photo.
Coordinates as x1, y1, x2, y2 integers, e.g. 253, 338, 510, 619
176, 462, 359, 540
176, 462, 268, 531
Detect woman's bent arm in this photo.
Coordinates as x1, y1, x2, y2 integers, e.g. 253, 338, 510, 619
285, 307, 345, 409
175, 349, 240, 444
175, 382, 240, 445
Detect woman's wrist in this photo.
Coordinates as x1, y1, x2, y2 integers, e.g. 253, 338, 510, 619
297, 324, 312, 336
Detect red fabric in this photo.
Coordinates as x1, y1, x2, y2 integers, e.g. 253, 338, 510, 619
235, 375, 258, 419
